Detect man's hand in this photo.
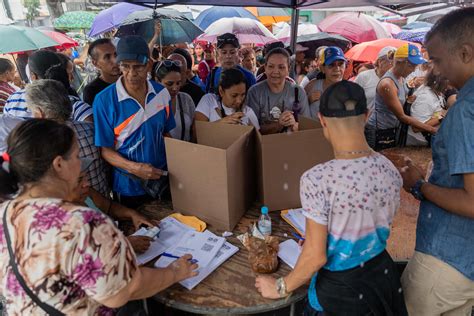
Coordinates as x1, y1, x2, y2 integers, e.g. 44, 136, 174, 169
132, 163, 164, 180
127, 236, 153, 254
130, 212, 160, 230
400, 157, 425, 192
255, 275, 280, 299
278, 111, 296, 128
219, 112, 244, 125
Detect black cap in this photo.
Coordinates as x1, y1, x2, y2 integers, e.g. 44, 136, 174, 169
116, 35, 149, 64
319, 80, 367, 118
217, 33, 239, 49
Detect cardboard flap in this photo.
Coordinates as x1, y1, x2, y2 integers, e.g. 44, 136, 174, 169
299, 116, 322, 130
195, 121, 254, 149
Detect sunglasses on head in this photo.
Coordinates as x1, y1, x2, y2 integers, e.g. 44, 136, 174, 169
217, 37, 239, 48
158, 59, 182, 68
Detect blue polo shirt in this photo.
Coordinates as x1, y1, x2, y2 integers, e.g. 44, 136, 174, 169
205, 65, 256, 93
93, 78, 176, 197
416, 76, 474, 280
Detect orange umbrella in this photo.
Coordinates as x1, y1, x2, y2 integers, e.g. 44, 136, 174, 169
345, 38, 420, 62
245, 7, 290, 28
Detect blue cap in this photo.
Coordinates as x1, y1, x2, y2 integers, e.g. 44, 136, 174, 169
322, 46, 347, 66
394, 43, 427, 65
261, 206, 269, 215
116, 35, 149, 64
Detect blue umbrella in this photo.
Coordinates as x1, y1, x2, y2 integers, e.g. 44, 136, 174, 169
88, 3, 147, 37
116, 9, 203, 46
402, 21, 433, 30
395, 27, 431, 44
194, 6, 258, 30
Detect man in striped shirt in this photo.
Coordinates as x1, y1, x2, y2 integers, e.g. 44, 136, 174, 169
3, 50, 92, 122
0, 58, 17, 113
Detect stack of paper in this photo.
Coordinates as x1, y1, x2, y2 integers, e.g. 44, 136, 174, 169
155, 230, 238, 290
132, 217, 194, 265
278, 239, 302, 269
281, 208, 306, 236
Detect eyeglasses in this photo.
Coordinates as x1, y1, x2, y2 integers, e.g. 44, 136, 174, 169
119, 62, 147, 73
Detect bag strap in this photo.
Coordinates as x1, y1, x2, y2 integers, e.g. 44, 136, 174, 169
2, 202, 65, 316
209, 68, 218, 94
177, 93, 185, 141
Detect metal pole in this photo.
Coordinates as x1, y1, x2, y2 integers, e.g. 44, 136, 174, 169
289, 8, 300, 55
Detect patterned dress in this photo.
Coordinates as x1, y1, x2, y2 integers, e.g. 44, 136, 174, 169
0, 198, 137, 315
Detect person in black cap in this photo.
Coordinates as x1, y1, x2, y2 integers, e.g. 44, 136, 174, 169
93, 35, 176, 209
204, 33, 256, 94
255, 80, 407, 316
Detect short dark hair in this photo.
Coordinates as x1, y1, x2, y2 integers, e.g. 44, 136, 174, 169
265, 47, 291, 65
28, 50, 61, 79
425, 7, 474, 51
0, 58, 14, 75
0, 119, 75, 198
88, 38, 113, 60
172, 48, 193, 70
219, 68, 246, 91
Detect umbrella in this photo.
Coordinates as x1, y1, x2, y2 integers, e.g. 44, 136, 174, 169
88, 3, 148, 37
416, 6, 459, 24
116, 9, 204, 46
194, 6, 258, 30
318, 12, 391, 44
395, 27, 431, 44
275, 22, 319, 43
245, 7, 290, 27
345, 38, 419, 62
196, 17, 277, 45
40, 30, 78, 50
54, 11, 97, 30
295, 32, 351, 59
401, 21, 433, 30
381, 22, 401, 36
0, 25, 59, 54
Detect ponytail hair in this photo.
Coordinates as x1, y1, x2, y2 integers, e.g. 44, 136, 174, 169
0, 119, 75, 199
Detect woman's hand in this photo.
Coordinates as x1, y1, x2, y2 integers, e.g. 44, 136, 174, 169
278, 111, 296, 128
130, 212, 160, 230
255, 275, 280, 299
219, 112, 244, 125
169, 254, 199, 282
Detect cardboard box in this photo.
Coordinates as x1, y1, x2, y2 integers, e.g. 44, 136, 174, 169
165, 121, 255, 231
256, 117, 334, 211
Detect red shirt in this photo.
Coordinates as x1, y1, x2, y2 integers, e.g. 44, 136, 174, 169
0, 81, 16, 113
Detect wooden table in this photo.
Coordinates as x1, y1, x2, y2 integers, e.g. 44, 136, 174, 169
136, 201, 307, 315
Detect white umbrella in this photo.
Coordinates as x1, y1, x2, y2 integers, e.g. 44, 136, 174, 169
196, 17, 277, 45
275, 22, 320, 42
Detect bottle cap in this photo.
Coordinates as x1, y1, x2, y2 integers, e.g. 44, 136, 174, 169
261, 206, 268, 215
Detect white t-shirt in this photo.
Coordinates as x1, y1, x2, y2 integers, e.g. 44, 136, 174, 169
354, 69, 380, 112
169, 92, 195, 142
196, 93, 260, 129
407, 85, 445, 145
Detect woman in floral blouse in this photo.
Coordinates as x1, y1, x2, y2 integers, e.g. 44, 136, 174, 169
0, 119, 198, 315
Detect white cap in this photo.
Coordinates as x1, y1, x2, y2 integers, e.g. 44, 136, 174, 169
377, 46, 396, 59
295, 44, 309, 53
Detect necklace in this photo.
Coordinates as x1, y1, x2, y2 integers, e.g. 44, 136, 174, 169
335, 149, 374, 156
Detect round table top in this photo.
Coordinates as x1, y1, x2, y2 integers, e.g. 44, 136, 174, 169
137, 202, 307, 315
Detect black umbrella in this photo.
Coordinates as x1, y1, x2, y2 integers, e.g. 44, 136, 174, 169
295, 32, 351, 59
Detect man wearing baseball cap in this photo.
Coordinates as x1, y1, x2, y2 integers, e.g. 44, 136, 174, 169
205, 33, 256, 94
354, 46, 396, 111
93, 35, 176, 208
256, 81, 407, 315
366, 43, 436, 150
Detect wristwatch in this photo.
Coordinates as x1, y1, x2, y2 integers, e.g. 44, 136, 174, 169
276, 277, 289, 298
410, 179, 426, 201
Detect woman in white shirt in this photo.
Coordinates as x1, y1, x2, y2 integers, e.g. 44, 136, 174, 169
154, 60, 195, 142
407, 69, 448, 146
195, 68, 260, 129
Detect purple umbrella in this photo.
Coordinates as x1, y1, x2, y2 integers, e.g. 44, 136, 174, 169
88, 3, 147, 37
395, 27, 431, 44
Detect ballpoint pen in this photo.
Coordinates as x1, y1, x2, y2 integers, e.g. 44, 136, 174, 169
161, 253, 199, 264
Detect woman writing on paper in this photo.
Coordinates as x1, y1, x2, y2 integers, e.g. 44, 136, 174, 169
0, 119, 198, 315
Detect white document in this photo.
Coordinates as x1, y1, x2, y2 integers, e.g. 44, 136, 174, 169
133, 217, 194, 265
278, 239, 302, 269
155, 231, 239, 290
282, 208, 306, 235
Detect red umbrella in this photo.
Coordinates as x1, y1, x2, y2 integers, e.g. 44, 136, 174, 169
39, 30, 78, 50
318, 12, 390, 44
345, 38, 420, 63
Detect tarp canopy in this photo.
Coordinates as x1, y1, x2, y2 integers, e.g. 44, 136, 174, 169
124, 0, 420, 9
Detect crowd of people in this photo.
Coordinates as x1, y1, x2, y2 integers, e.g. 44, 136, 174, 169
0, 6, 473, 316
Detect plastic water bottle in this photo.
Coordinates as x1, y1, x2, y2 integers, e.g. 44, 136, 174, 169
258, 206, 272, 236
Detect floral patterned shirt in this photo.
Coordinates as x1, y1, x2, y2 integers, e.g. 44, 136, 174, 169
0, 198, 137, 315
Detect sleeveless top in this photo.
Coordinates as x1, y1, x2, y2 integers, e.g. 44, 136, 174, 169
367, 70, 407, 129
